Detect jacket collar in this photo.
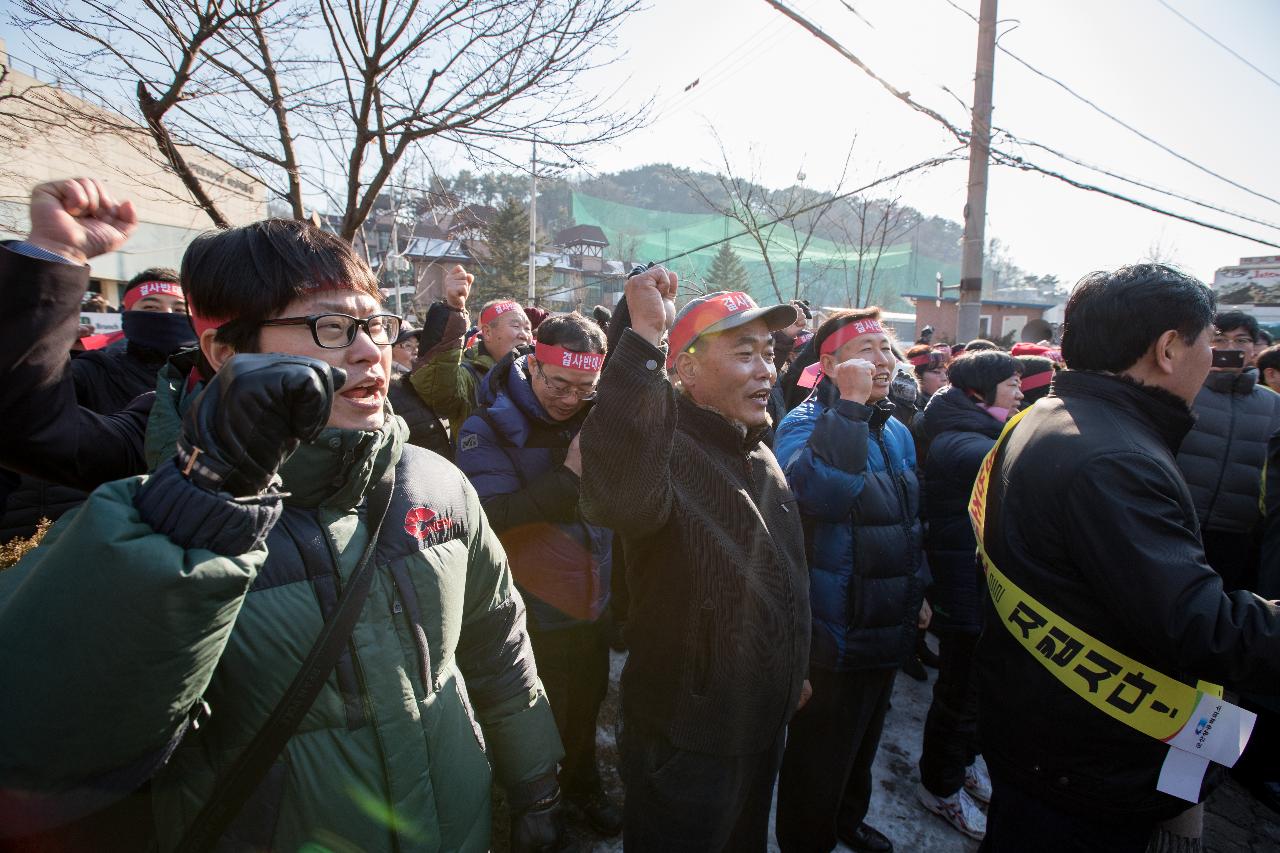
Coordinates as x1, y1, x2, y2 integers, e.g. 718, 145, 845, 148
921, 384, 1003, 441
147, 360, 406, 510
676, 391, 768, 457
1203, 368, 1258, 395
1051, 370, 1195, 451
485, 351, 589, 446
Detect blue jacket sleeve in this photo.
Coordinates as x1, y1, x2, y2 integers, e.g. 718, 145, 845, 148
775, 397, 873, 522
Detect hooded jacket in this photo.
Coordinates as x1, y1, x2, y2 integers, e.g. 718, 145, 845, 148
456, 350, 612, 632
919, 385, 1003, 634
774, 378, 925, 672
976, 371, 1280, 823
1176, 368, 1280, 533
0, 304, 561, 850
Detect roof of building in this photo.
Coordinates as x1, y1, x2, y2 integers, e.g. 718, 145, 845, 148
401, 236, 472, 262
555, 224, 609, 248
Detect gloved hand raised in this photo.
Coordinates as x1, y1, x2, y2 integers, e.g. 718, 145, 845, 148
177, 354, 345, 496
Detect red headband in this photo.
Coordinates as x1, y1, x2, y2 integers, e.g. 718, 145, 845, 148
189, 310, 228, 339
1020, 371, 1053, 392
534, 342, 604, 373
123, 281, 184, 311
909, 353, 932, 367
819, 319, 886, 356
481, 301, 521, 326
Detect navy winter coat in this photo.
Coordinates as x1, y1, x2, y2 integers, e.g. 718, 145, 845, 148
919, 385, 1002, 634
774, 378, 925, 671
456, 352, 612, 632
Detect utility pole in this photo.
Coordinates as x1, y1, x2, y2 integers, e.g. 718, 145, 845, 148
528, 141, 538, 304
956, 0, 997, 343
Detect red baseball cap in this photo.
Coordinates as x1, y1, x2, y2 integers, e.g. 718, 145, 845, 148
667, 291, 798, 368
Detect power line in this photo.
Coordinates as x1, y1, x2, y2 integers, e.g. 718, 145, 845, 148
939, 0, 1280, 210
766, 0, 1280, 250
995, 130, 1280, 234
1154, 0, 1280, 91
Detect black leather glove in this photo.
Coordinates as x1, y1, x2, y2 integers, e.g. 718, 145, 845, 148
509, 781, 575, 853
176, 353, 344, 496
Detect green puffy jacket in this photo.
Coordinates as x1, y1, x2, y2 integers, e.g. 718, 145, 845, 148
408, 308, 496, 434
0, 362, 562, 851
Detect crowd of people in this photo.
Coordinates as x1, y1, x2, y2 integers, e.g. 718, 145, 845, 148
0, 178, 1278, 853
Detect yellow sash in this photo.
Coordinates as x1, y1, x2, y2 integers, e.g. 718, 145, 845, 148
969, 409, 1243, 757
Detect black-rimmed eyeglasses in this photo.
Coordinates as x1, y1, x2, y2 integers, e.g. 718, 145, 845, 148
259, 313, 403, 349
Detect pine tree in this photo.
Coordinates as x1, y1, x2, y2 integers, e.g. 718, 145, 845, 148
705, 242, 749, 292
473, 197, 548, 304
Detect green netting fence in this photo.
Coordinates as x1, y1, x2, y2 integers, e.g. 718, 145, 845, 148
571, 192, 959, 311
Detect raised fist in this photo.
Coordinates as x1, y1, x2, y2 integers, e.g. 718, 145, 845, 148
834, 357, 875, 406
444, 264, 474, 310
625, 265, 678, 346
177, 354, 344, 496
26, 179, 138, 266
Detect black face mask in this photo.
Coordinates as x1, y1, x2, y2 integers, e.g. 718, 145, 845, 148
123, 310, 197, 357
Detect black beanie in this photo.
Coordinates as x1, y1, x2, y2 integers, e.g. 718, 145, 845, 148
947, 350, 1021, 406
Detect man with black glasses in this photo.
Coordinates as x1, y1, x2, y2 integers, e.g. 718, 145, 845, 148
456, 312, 622, 838
0, 178, 568, 853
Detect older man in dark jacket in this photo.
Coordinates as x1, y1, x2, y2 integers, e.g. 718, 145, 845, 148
1176, 310, 1280, 593
579, 271, 810, 852
974, 265, 1280, 853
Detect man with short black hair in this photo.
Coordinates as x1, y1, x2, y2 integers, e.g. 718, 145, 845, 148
974, 264, 1280, 852
579, 273, 811, 851
0, 178, 567, 852
456, 311, 622, 836
1255, 342, 1280, 392
1176, 309, 1280, 592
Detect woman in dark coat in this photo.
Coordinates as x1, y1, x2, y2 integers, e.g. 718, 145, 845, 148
915, 351, 1023, 841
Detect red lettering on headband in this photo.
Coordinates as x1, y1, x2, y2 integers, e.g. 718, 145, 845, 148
667, 291, 758, 368
123, 281, 185, 311
1020, 371, 1052, 392
819, 319, 887, 356
535, 342, 604, 373
481, 301, 521, 326
909, 353, 932, 367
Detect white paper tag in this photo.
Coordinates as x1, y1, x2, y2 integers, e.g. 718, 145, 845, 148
1157, 746, 1210, 803
1163, 692, 1257, 767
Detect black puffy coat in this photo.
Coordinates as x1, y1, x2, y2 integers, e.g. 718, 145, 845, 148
920, 385, 1001, 634
976, 371, 1280, 823
386, 372, 453, 459
71, 340, 167, 415
1176, 369, 1280, 534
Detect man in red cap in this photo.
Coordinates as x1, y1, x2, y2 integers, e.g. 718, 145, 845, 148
578, 271, 812, 852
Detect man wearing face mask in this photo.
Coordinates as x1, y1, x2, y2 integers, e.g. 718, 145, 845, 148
773, 309, 929, 853
0, 267, 197, 541
70, 268, 197, 414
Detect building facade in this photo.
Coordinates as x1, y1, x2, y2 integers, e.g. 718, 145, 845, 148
0, 44, 265, 304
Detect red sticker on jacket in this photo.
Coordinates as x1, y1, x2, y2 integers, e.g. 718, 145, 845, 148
405, 506, 452, 540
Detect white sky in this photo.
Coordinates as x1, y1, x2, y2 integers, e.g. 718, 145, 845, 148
3, 0, 1277, 287
563, 0, 1280, 286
